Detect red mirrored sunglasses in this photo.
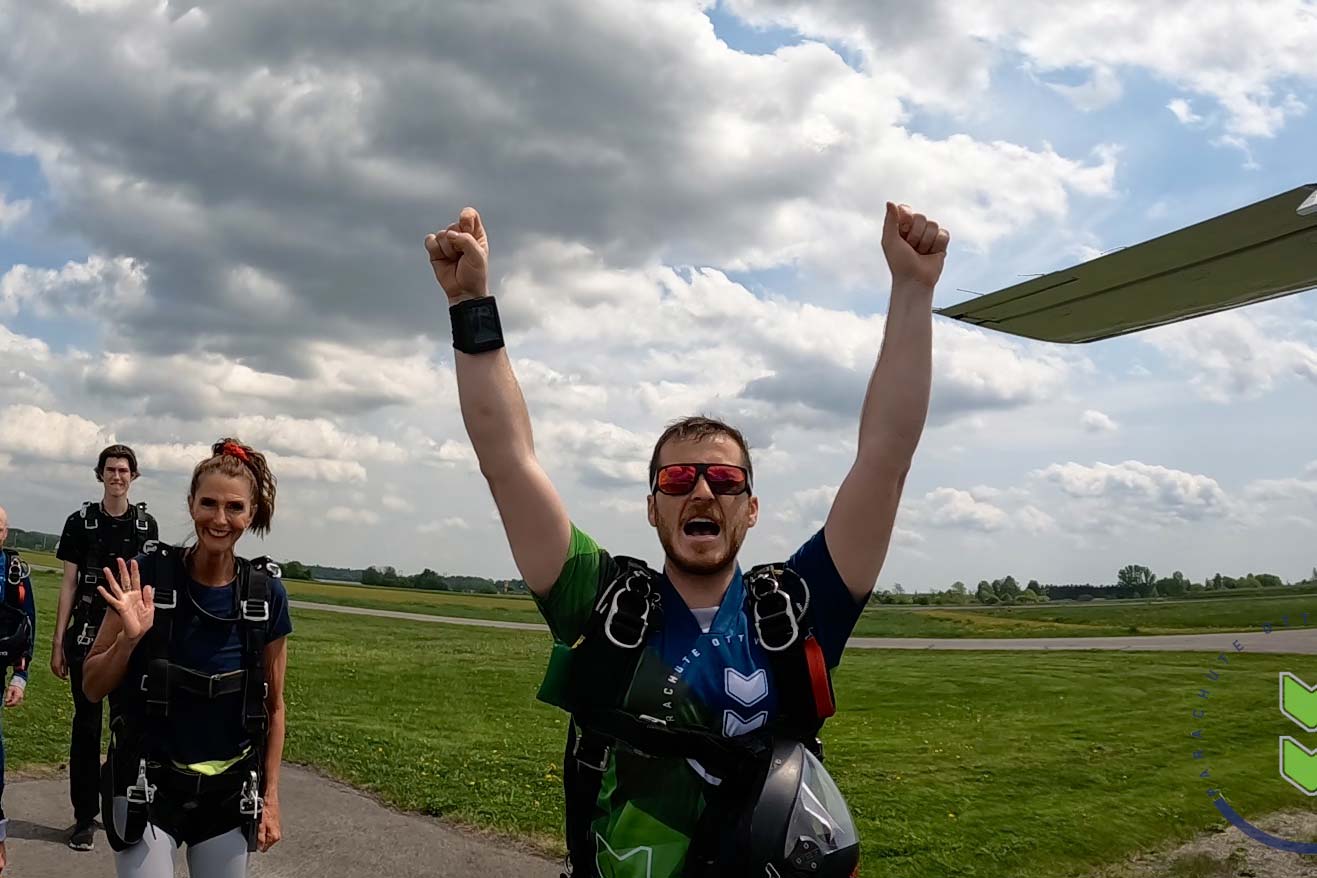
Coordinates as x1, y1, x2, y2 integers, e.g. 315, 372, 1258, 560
651, 463, 752, 496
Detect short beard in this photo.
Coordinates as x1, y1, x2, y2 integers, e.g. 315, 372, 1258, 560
655, 512, 745, 577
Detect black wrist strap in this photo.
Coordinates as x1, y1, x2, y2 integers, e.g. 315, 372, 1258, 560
450, 296, 505, 354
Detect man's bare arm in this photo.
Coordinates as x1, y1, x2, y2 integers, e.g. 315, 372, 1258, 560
825, 203, 949, 602
426, 208, 571, 595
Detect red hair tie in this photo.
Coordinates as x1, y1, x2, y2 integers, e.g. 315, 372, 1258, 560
221, 442, 251, 463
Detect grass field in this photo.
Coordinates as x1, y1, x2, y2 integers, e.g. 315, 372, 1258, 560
9, 570, 1316, 876
278, 575, 1316, 639
21, 546, 1313, 639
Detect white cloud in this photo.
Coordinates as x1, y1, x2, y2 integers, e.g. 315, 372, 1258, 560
418, 516, 469, 533
1080, 409, 1118, 433
918, 487, 1010, 532
726, 0, 1317, 140
1142, 310, 1317, 402
776, 484, 839, 528
1046, 65, 1123, 111
0, 404, 115, 463
381, 494, 413, 512
0, 192, 31, 230
1167, 98, 1203, 125
1015, 504, 1058, 534
1035, 460, 1233, 523
0, 404, 368, 483
1245, 478, 1317, 503
326, 506, 380, 526
0, 256, 146, 319
78, 343, 449, 420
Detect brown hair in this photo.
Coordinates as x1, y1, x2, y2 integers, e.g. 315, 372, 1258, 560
95, 444, 139, 482
647, 415, 753, 493
189, 437, 277, 536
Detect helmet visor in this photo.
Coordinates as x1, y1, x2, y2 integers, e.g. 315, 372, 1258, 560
784, 748, 858, 857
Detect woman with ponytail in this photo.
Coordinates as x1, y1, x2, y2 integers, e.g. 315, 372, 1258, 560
81, 438, 292, 878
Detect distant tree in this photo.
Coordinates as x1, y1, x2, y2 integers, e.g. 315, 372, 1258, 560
976, 581, 995, 604
362, 566, 383, 586
1239, 575, 1262, 589
893, 583, 905, 595
413, 568, 447, 590
1117, 565, 1155, 596
981, 592, 1001, 605
950, 581, 967, 596
1016, 589, 1041, 604
997, 576, 1021, 599
1158, 576, 1186, 597
1256, 573, 1283, 589
280, 560, 312, 580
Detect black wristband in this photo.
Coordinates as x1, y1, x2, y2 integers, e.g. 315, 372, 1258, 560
450, 296, 505, 354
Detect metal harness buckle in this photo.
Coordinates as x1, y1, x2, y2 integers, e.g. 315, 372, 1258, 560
601, 571, 652, 650
751, 584, 799, 653
572, 728, 611, 773
242, 599, 270, 623
126, 759, 155, 805
238, 771, 262, 819
76, 623, 96, 647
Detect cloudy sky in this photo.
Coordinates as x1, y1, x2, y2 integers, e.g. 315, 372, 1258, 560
1, 0, 1315, 589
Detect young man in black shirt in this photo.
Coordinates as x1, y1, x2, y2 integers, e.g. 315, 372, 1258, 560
52, 444, 158, 851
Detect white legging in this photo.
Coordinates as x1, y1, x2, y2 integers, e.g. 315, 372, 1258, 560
114, 823, 249, 878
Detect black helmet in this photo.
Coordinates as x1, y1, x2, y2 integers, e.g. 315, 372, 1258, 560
748, 740, 860, 877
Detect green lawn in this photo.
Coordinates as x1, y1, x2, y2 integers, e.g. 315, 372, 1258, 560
847, 595, 1317, 638
11, 571, 1314, 876
24, 545, 1309, 639
281, 575, 1312, 639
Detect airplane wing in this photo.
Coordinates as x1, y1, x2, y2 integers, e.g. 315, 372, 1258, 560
936, 184, 1317, 344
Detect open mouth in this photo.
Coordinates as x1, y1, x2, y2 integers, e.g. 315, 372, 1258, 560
682, 517, 721, 538
205, 529, 230, 540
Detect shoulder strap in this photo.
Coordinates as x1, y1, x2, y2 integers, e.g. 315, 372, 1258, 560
560, 554, 663, 875
142, 543, 180, 716
568, 554, 662, 713
134, 502, 150, 535
744, 562, 835, 746
239, 557, 273, 743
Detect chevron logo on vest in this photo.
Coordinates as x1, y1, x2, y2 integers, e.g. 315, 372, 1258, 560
724, 668, 768, 707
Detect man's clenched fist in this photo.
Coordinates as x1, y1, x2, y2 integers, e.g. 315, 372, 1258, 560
881, 202, 951, 290
425, 207, 490, 303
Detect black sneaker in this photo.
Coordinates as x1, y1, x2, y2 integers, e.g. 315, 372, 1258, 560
68, 821, 95, 851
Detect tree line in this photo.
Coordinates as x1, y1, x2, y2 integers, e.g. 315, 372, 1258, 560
2, 527, 528, 595
881, 564, 1316, 606
279, 560, 528, 595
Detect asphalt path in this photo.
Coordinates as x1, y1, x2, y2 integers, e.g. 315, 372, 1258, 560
1, 765, 560, 877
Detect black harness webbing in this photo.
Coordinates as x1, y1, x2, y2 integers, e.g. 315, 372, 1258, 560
559, 557, 836, 877
103, 545, 274, 853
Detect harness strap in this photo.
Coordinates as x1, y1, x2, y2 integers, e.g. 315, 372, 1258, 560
744, 563, 835, 745
109, 546, 272, 852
